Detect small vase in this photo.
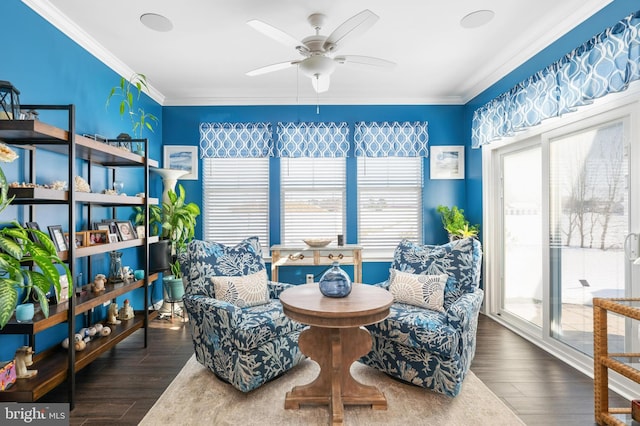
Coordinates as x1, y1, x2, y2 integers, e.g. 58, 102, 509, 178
15, 303, 34, 322
318, 262, 352, 298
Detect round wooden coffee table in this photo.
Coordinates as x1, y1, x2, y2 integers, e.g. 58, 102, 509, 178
279, 283, 393, 425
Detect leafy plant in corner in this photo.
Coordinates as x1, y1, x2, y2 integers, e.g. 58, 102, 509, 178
0, 143, 72, 329
0, 222, 72, 329
106, 72, 158, 151
132, 184, 200, 278
436, 205, 479, 240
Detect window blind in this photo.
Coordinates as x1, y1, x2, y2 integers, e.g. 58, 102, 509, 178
358, 157, 423, 255
202, 158, 270, 252
281, 157, 345, 245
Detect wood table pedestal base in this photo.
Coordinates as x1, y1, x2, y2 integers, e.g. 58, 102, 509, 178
285, 326, 387, 425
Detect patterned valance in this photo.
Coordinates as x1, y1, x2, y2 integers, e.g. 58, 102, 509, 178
199, 122, 273, 158
354, 121, 429, 157
275, 122, 349, 158
472, 9, 640, 148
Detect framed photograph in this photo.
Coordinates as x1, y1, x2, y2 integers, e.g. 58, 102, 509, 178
25, 222, 41, 244
116, 220, 137, 241
56, 274, 70, 304
108, 233, 119, 243
164, 145, 198, 180
430, 145, 465, 180
47, 225, 68, 252
88, 230, 108, 245
96, 220, 119, 239
136, 225, 145, 239
64, 231, 86, 248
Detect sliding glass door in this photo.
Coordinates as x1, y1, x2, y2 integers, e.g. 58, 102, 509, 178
500, 144, 543, 329
493, 104, 639, 362
548, 118, 630, 355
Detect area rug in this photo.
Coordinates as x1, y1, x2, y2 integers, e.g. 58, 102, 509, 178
140, 356, 524, 426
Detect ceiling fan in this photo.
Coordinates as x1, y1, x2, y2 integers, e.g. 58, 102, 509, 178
246, 9, 395, 93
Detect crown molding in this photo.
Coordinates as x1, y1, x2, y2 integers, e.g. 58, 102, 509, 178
459, 0, 614, 103
162, 95, 465, 107
21, 0, 165, 105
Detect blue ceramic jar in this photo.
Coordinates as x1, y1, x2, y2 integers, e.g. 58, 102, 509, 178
318, 262, 352, 298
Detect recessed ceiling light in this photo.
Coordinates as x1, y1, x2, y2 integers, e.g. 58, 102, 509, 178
460, 10, 495, 29
140, 13, 173, 32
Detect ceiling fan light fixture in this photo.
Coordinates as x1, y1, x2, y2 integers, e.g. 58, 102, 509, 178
299, 56, 336, 79
140, 13, 173, 32
460, 10, 494, 29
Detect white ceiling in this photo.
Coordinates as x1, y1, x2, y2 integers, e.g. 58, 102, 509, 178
25, 0, 612, 106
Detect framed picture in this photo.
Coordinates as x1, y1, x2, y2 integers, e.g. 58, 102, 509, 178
96, 220, 119, 239
25, 222, 41, 244
47, 225, 68, 252
136, 225, 145, 239
64, 231, 86, 248
56, 274, 70, 304
164, 145, 198, 180
108, 233, 119, 243
116, 220, 137, 241
88, 230, 108, 245
430, 145, 465, 180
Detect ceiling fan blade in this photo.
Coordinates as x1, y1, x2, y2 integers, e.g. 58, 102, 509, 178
247, 19, 301, 49
324, 9, 379, 52
311, 74, 330, 93
246, 61, 296, 77
335, 55, 396, 69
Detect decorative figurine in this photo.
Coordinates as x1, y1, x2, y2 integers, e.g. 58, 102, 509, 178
14, 346, 37, 379
106, 303, 121, 325
92, 274, 107, 293
73, 334, 86, 351
118, 299, 134, 321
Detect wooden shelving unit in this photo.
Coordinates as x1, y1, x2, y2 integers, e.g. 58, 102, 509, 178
0, 104, 158, 407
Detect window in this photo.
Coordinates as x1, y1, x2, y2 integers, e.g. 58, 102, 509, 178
202, 158, 270, 251
281, 157, 345, 245
358, 157, 422, 255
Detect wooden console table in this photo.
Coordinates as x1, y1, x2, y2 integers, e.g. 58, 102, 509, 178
270, 244, 362, 283
593, 297, 640, 425
280, 283, 393, 425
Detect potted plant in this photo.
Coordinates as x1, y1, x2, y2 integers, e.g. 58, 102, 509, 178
436, 205, 480, 240
105, 72, 158, 154
132, 184, 200, 294
0, 144, 71, 329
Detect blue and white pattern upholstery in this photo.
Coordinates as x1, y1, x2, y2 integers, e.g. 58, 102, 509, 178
181, 238, 305, 392
360, 238, 483, 397
472, 9, 640, 148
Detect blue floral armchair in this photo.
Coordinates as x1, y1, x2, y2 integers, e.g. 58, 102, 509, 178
360, 237, 483, 397
180, 237, 305, 392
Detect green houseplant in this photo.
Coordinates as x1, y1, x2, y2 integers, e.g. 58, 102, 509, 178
106, 72, 158, 152
436, 205, 480, 240
0, 143, 72, 329
132, 184, 200, 278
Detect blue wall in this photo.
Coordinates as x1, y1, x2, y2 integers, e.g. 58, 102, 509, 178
1, 0, 637, 360
0, 0, 164, 359
463, 0, 640, 231
163, 104, 465, 285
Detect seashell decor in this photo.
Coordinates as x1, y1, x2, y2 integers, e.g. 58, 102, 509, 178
74, 175, 91, 192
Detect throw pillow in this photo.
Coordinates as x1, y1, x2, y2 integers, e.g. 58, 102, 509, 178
180, 237, 266, 297
391, 238, 482, 309
388, 269, 448, 312
211, 270, 270, 307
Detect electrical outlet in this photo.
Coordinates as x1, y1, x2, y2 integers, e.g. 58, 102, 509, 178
306, 274, 314, 284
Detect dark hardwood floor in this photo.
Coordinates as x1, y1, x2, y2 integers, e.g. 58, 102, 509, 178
38, 314, 627, 425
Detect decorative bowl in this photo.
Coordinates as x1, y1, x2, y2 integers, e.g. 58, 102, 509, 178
303, 238, 332, 248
